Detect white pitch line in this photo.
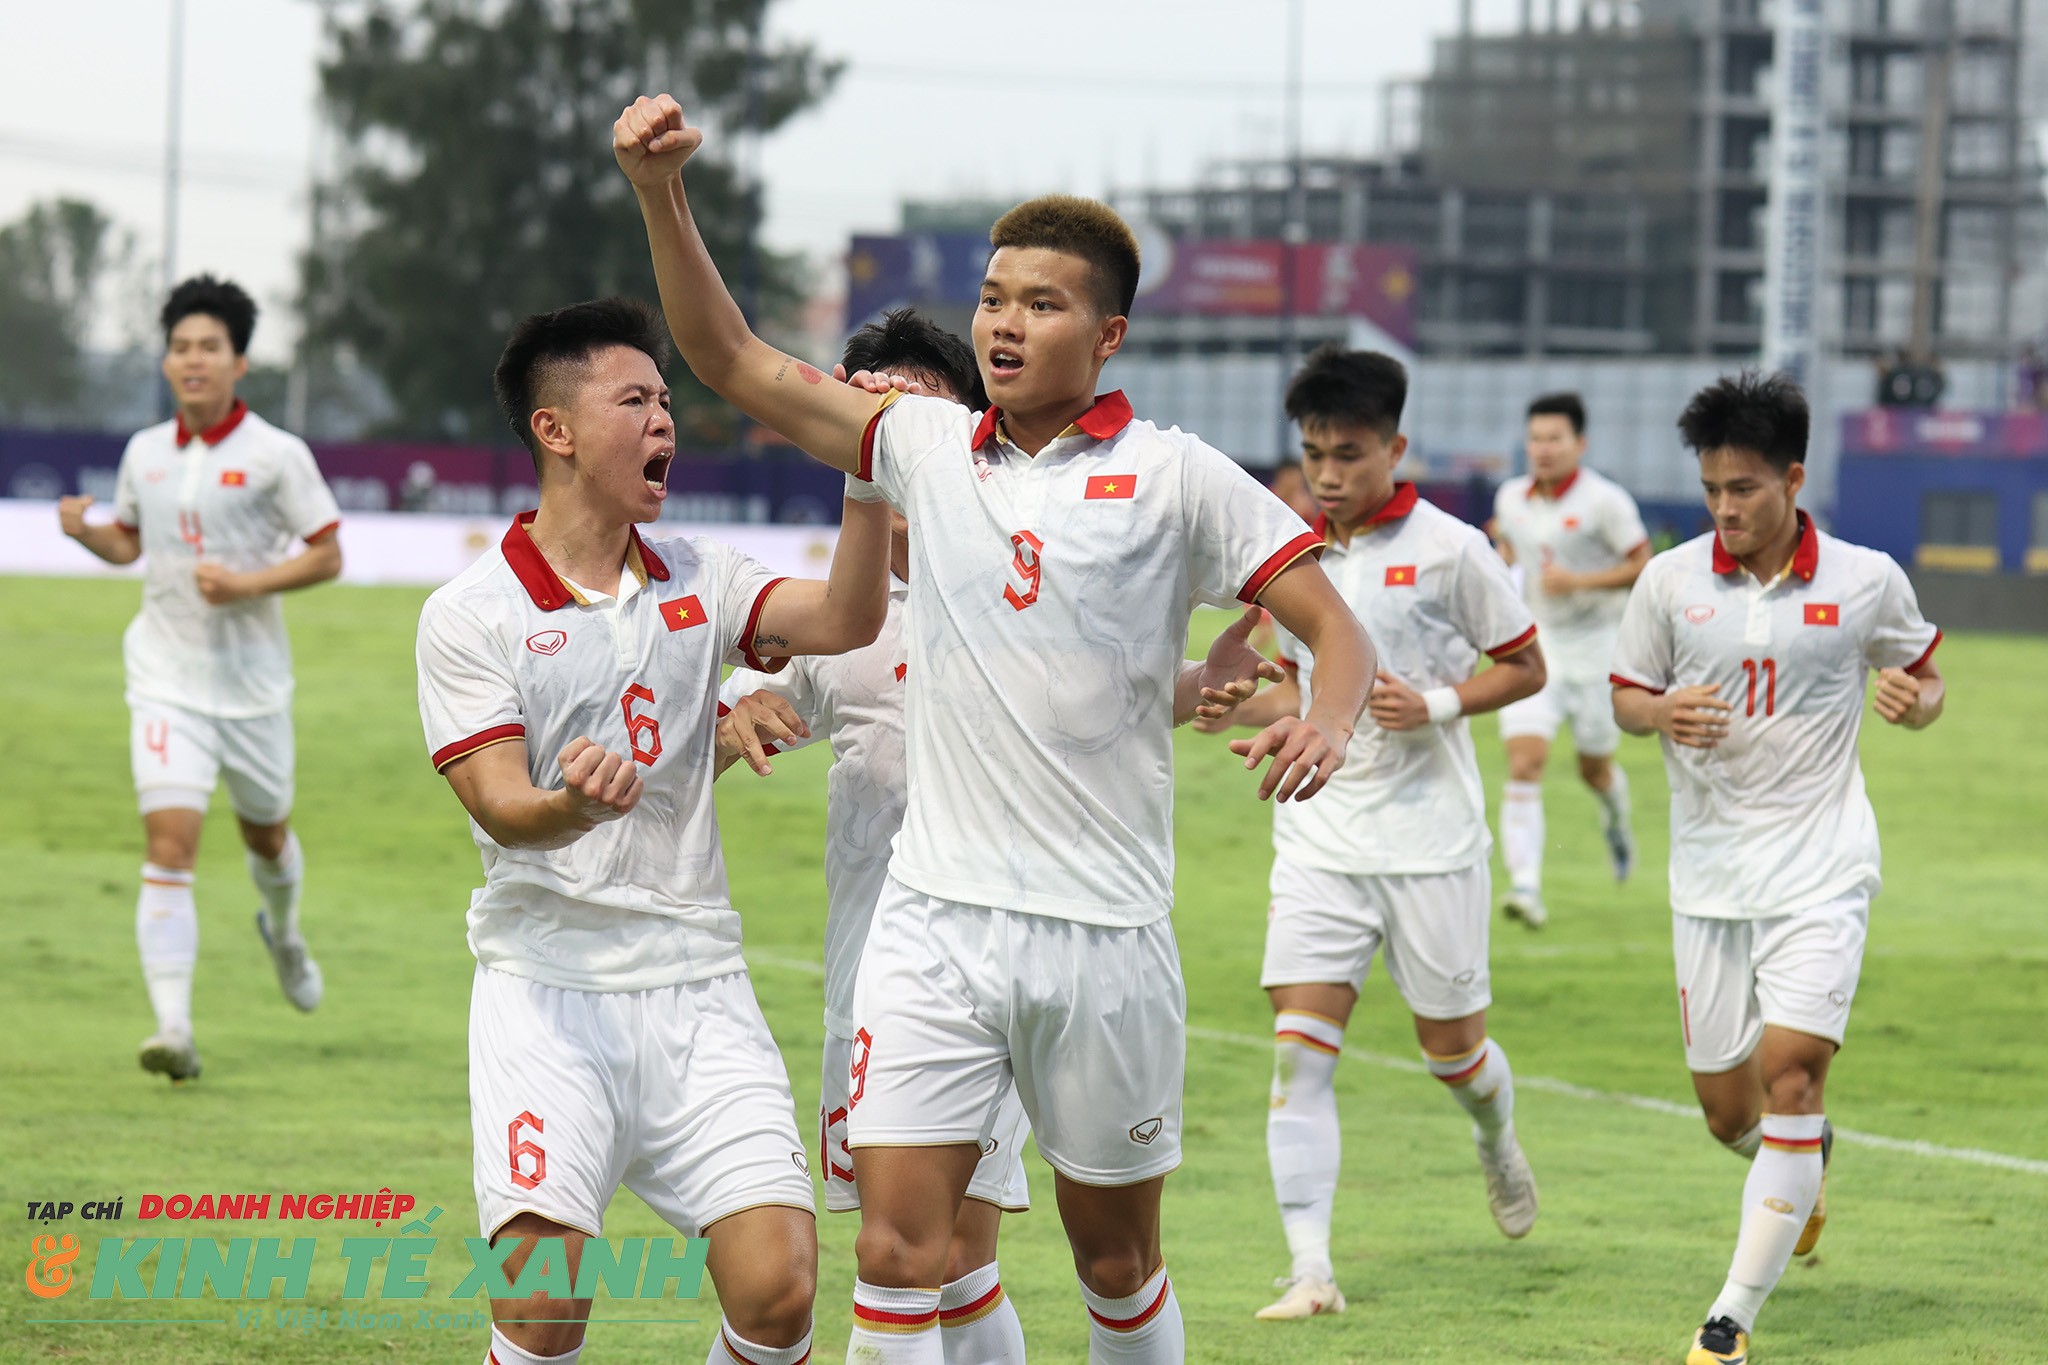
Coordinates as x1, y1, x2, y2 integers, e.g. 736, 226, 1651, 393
747, 952, 2048, 1178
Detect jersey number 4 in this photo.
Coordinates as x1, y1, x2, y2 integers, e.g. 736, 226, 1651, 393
1741, 657, 1778, 717
620, 684, 662, 765
1003, 530, 1043, 611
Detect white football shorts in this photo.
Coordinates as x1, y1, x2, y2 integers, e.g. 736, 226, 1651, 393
1496, 676, 1622, 758
1672, 893, 1870, 1073
129, 694, 295, 824
846, 876, 1185, 1187
820, 1029, 1030, 1214
1262, 857, 1493, 1021
469, 965, 815, 1240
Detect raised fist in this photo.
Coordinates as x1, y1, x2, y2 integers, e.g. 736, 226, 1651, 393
57, 495, 94, 538
613, 94, 703, 186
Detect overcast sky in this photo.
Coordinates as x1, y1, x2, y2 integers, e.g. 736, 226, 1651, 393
1, 1, 1546, 362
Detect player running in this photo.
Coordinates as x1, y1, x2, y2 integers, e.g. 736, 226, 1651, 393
1609, 373, 1945, 1365
1490, 392, 1651, 928
615, 93, 1374, 1364
416, 297, 893, 1365
57, 275, 342, 1083
1198, 347, 1547, 1320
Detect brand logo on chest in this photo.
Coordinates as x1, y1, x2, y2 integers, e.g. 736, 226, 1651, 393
526, 630, 568, 656
1684, 605, 1716, 624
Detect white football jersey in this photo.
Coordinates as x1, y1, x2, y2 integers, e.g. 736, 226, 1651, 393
1492, 466, 1648, 681
1272, 485, 1537, 875
416, 513, 788, 991
112, 402, 342, 717
719, 579, 909, 1039
1610, 514, 1941, 921
859, 391, 1320, 926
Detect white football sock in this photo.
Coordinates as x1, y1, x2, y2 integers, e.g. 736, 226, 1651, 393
137, 864, 197, 1035
485, 1323, 581, 1363
938, 1259, 1023, 1364
1592, 765, 1631, 833
1080, 1265, 1182, 1363
709, 1315, 813, 1364
1268, 1010, 1344, 1282
848, 1280, 941, 1364
248, 831, 304, 938
1427, 1038, 1516, 1150
1501, 781, 1545, 893
1723, 1121, 1763, 1160
1707, 1113, 1826, 1333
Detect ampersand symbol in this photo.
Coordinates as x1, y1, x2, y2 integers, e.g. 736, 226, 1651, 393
26, 1233, 81, 1299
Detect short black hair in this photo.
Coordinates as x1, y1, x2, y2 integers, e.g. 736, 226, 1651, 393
493, 297, 670, 461
1527, 391, 1585, 435
841, 309, 988, 410
162, 275, 257, 354
989, 195, 1141, 318
1677, 370, 1809, 470
1284, 345, 1407, 439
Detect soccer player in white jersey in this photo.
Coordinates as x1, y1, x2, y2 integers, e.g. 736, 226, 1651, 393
1490, 392, 1652, 928
57, 275, 342, 1084
613, 94, 1375, 1365
416, 297, 895, 1365
1609, 373, 1945, 1365
1198, 348, 1548, 1320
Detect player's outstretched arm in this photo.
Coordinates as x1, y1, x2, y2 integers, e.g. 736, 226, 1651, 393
615, 95, 878, 473
1234, 560, 1376, 802
194, 532, 343, 605
1176, 606, 1287, 727
441, 737, 643, 850
57, 496, 142, 565
1874, 658, 1944, 729
1370, 640, 1546, 731
747, 497, 892, 659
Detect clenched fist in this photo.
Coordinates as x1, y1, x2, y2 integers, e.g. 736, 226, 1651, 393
614, 94, 703, 186
558, 737, 644, 826
58, 494, 95, 539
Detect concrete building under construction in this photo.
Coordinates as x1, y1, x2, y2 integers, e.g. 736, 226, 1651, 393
1115, 0, 2044, 362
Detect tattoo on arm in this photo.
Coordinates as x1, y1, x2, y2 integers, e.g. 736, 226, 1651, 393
754, 633, 790, 650
774, 357, 789, 383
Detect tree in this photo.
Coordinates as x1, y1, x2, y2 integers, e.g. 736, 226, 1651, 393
301, 0, 840, 444
0, 198, 135, 423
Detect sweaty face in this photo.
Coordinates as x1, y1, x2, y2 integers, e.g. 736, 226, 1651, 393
544, 344, 675, 524
1698, 446, 1805, 565
1299, 419, 1405, 528
1524, 413, 1585, 485
973, 247, 1123, 421
161, 314, 247, 417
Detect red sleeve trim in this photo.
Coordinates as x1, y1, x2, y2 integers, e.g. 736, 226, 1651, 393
1237, 530, 1326, 604
1609, 673, 1665, 696
1904, 628, 1943, 676
739, 577, 793, 673
1276, 654, 1299, 672
303, 520, 341, 544
431, 723, 524, 772
1485, 624, 1539, 660
116, 520, 140, 535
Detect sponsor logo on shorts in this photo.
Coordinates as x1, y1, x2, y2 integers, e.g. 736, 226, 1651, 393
981, 1138, 999, 1157
1454, 969, 1476, 986
1828, 990, 1848, 1007
1129, 1117, 1163, 1146
791, 1151, 809, 1175
525, 630, 568, 656
1684, 605, 1716, 624
1763, 1196, 1794, 1214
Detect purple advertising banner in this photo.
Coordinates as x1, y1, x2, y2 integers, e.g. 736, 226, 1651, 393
0, 429, 848, 525
1840, 409, 2048, 459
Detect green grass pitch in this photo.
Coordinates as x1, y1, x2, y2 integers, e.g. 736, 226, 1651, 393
2, 576, 2044, 1363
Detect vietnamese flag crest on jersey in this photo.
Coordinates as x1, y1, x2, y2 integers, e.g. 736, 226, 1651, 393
1085, 474, 1137, 500
219, 470, 247, 486
1385, 565, 1418, 586
661, 595, 707, 631
1804, 603, 1840, 627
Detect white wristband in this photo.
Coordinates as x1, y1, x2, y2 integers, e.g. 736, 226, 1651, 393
1423, 686, 1462, 725
843, 472, 887, 504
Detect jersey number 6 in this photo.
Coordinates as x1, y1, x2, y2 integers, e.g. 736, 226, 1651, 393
621, 684, 662, 765
1003, 530, 1044, 611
